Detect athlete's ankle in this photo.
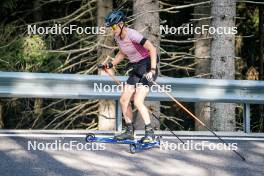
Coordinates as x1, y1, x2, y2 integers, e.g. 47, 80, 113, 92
145, 123, 153, 131
126, 123, 134, 132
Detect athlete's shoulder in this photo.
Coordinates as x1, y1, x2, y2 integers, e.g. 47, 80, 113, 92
126, 27, 144, 43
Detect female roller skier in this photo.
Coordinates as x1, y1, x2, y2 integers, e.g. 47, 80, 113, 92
99, 11, 159, 143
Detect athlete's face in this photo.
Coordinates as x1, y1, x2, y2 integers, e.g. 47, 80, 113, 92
111, 22, 124, 35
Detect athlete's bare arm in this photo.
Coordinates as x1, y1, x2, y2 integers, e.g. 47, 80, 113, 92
112, 51, 126, 66
143, 40, 157, 71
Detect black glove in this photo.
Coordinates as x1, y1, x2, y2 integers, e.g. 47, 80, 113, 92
98, 62, 113, 69
97, 64, 105, 69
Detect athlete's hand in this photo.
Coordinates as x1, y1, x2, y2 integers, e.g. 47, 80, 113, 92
97, 64, 105, 69
145, 71, 154, 82
98, 62, 113, 69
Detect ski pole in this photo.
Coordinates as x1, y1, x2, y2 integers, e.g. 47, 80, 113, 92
99, 66, 184, 144
149, 110, 185, 144
151, 80, 246, 161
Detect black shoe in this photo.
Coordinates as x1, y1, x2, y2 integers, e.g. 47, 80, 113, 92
141, 124, 155, 143
114, 123, 134, 140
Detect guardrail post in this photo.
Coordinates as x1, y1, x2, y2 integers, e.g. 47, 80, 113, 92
115, 100, 122, 132
243, 103, 250, 133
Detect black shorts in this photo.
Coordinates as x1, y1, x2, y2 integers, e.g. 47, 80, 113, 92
126, 57, 159, 87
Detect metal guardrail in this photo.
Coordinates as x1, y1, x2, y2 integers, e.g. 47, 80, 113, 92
0, 71, 264, 132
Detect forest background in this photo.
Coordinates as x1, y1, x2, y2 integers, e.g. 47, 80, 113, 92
0, 0, 263, 132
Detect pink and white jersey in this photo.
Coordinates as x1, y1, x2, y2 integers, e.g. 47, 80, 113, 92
114, 28, 150, 63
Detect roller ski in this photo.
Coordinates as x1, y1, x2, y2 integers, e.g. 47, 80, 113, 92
85, 124, 161, 154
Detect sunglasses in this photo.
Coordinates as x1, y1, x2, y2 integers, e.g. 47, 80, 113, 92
111, 24, 118, 30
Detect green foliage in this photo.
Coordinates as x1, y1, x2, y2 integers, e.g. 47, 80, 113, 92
0, 0, 17, 14
0, 26, 61, 72
22, 35, 48, 62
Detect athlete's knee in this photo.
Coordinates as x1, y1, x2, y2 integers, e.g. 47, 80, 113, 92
120, 96, 129, 106
134, 99, 144, 108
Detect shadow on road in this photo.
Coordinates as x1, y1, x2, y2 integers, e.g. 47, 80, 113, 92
0, 135, 263, 176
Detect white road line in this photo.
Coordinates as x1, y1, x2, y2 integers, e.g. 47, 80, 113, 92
0, 134, 264, 141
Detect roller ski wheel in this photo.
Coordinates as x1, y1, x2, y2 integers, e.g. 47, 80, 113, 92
86, 133, 95, 142
155, 136, 162, 143
129, 144, 137, 154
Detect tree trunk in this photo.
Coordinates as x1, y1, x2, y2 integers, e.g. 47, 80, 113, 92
259, 5, 264, 132
194, 0, 211, 130
259, 5, 263, 80
97, 0, 116, 130
0, 100, 4, 128
210, 0, 236, 131
31, 1, 44, 128
133, 0, 160, 129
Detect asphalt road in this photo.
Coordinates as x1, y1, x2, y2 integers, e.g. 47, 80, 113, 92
0, 131, 263, 176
